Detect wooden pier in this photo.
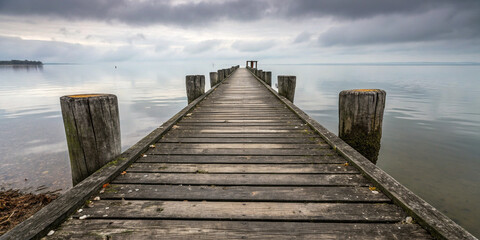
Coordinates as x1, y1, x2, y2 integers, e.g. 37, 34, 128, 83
2, 68, 476, 239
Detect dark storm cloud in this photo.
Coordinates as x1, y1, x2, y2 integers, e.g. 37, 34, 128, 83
0, 0, 269, 27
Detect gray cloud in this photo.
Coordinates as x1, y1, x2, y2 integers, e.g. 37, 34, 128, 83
1, 0, 479, 45
0, 36, 143, 62
319, 6, 480, 46
0, 36, 91, 62
1, 0, 479, 62
184, 40, 222, 54
232, 40, 275, 52
293, 31, 312, 44
0, 0, 269, 27
280, 0, 478, 20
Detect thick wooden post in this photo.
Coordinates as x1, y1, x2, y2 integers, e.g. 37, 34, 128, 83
257, 70, 263, 79
339, 89, 386, 164
264, 71, 272, 86
278, 76, 296, 102
218, 69, 224, 82
60, 94, 121, 186
186, 75, 205, 104
209, 72, 218, 87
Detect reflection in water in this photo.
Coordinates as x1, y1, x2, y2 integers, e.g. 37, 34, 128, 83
0, 63, 479, 237
0, 64, 43, 71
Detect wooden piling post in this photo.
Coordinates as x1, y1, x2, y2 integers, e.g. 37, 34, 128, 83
209, 72, 218, 87
257, 70, 263, 80
60, 94, 121, 186
186, 75, 205, 104
264, 71, 272, 86
278, 76, 296, 102
339, 89, 386, 164
218, 69, 224, 82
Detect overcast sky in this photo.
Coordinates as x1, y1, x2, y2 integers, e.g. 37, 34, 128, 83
0, 0, 479, 63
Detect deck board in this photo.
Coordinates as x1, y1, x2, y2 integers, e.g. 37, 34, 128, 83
44, 68, 435, 239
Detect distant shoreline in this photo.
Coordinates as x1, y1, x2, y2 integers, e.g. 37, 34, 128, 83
0, 60, 43, 66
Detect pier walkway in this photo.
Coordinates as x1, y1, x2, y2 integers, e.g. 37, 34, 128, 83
2, 68, 475, 239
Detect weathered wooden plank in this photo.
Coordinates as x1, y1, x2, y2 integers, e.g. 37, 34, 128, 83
127, 163, 358, 173
151, 143, 329, 149
112, 173, 369, 186
73, 201, 405, 222
167, 129, 315, 134
189, 113, 296, 116
135, 155, 345, 164
171, 126, 310, 130
164, 133, 318, 138
179, 119, 304, 123
158, 137, 321, 144
195, 106, 288, 109
186, 116, 300, 120
100, 185, 388, 202
177, 122, 305, 126
48, 220, 432, 240
146, 148, 330, 155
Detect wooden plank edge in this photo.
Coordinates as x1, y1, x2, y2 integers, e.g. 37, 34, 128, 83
250, 69, 477, 240
0, 72, 226, 240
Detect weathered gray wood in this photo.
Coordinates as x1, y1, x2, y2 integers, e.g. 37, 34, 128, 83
168, 125, 310, 131
217, 69, 224, 82
112, 173, 369, 186
146, 148, 331, 156
163, 133, 321, 138
278, 76, 296, 102
257, 69, 263, 79
73, 201, 405, 222
209, 72, 218, 87
48, 220, 432, 240
339, 89, 386, 164
177, 121, 305, 126
127, 163, 358, 173
101, 185, 389, 202
151, 143, 329, 150
136, 155, 345, 164
264, 71, 272, 86
158, 137, 321, 143
185, 75, 205, 104
255, 71, 476, 240
60, 94, 121, 186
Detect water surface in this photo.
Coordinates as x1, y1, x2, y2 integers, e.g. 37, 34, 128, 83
0, 63, 479, 237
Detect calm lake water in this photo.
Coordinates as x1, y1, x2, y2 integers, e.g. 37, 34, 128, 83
0, 62, 479, 237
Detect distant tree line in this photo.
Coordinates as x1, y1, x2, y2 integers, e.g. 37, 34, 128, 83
0, 60, 43, 65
